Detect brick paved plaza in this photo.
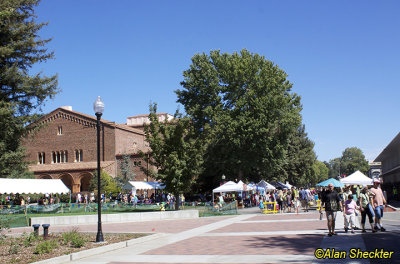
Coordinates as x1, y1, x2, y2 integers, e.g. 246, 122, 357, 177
11, 208, 399, 264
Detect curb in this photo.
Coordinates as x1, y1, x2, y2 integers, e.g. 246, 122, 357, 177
387, 204, 398, 211
31, 233, 165, 264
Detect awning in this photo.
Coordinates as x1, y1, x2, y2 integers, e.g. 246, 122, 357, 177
317, 178, 344, 188
0, 178, 70, 194
123, 181, 166, 190
212, 181, 243, 193
340, 170, 373, 186
258, 180, 276, 191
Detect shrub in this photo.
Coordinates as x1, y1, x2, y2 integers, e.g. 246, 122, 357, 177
70, 235, 86, 248
0, 216, 9, 237
9, 240, 20, 255
62, 229, 86, 248
34, 240, 58, 254
23, 232, 41, 247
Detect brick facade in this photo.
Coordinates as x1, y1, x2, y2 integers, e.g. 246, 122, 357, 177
22, 107, 155, 193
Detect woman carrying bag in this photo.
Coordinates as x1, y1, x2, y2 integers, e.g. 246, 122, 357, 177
359, 187, 376, 233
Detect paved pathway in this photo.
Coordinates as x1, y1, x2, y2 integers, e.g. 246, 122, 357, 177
14, 208, 399, 264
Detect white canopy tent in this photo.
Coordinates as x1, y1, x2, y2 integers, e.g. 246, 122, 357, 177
212, 181, 244, 204
340, 170, 373, 186
123, 181, 166, 195
0, 178, 70, 194
236, 180, 247, 191
212, 181, 243, 193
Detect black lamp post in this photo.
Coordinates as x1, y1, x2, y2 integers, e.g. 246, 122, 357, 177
94, 96, 104, 242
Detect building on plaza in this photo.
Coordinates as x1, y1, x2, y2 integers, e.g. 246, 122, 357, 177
368, 161, 382, 179
374, 132, 400, 200
126, 113, 174, 131
22, 106, 156, 193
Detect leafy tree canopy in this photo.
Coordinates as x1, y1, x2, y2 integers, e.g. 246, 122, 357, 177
0, 0, 59, 178
89, 169, 120, 195
283, 124, 316, 186
340, 147, 369, 176
326, 147, 369, 178
176, 49, 302, 184
309, 160, 329, 186
115, 154, 136, 188
142, 103, 206, 208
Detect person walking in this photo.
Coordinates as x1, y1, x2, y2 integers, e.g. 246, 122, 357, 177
343, 195, 358, 233
359, 186, 376, 233
370, 178, 387, 231
320, 183, 343, 236
300, 188, 309, 212
277, 190, 283, 213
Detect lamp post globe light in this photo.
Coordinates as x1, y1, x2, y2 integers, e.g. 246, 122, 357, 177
93, 96, 104, 242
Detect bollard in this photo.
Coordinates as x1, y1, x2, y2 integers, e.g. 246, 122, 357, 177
42, 224, 50, 239
32, 224, 40, 236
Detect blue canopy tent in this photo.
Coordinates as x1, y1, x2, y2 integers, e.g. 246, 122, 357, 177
270, 181, 290, 189
316, 178, 344, 188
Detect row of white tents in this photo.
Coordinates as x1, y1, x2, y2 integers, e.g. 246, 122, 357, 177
212, 180, 282, 204
0, 170, 375, 196
316, 170, 376, 188
0, 179, 165, 195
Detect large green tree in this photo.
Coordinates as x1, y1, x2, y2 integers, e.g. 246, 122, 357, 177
283, 124, 316, 186
142, 103, 206, 209
89, 169, 120, 195
326, 147, 369, 178
309, 160, 329, 185
176, 50, 302, 186
115, 154, 136, 188
0, 0, 59, 178
340, 147, 369, 176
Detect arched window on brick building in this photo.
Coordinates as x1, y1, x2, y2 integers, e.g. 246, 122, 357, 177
75, 149, 83, 162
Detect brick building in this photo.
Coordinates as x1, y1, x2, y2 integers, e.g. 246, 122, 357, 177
374, 132, 400, 200
22, 106, 154, 193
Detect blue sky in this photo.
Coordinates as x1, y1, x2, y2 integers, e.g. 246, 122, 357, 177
33, 0, 400, 162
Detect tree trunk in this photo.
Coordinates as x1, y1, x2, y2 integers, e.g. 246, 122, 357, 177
175, 193, 180, 210
238, 169, 243, 181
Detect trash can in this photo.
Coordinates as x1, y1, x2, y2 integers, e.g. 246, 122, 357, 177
32, 224, 40, 236
42, 224, 50, 239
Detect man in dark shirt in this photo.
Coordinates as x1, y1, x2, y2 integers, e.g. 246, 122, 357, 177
320, 183, 343, 236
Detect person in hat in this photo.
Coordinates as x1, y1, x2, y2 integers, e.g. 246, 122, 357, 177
370, 178, 387, 231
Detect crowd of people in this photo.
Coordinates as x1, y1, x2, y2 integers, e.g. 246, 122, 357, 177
72, 192, 185, 210
214, 178, 389, 237
319, 178, 387, 236
0, 191, 186, 211
215, 187, 318, 213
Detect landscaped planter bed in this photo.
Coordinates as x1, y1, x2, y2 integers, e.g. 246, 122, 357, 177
0, 231, 148, 264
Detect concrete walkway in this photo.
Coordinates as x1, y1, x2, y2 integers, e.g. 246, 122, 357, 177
23, 209, 400, 264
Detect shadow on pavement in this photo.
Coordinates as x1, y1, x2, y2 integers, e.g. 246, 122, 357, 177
363, 230, 400, 264
246, 234, 323, 254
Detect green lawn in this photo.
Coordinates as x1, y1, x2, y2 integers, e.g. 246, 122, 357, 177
0, 204, 234, 228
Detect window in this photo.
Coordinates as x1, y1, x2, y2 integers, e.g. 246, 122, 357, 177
57, 126, 63, 135
52, 150, 68, 164
74, 150, 83, 162
38, 152, 45, 164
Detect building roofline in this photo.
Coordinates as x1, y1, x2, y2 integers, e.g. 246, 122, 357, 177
29, 107, 145, 135
374, 132, 400, 162
126, 113, 172, 119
